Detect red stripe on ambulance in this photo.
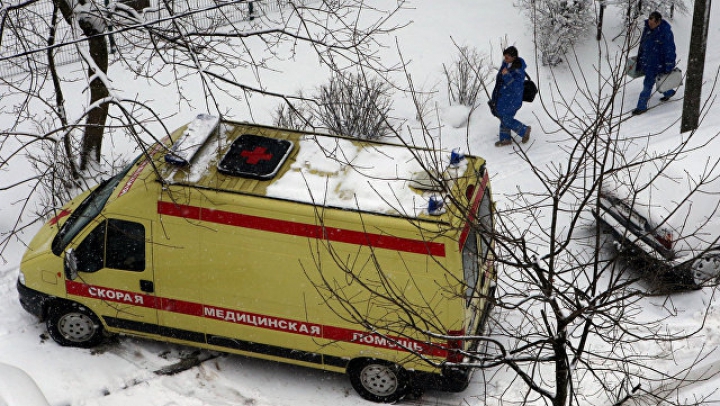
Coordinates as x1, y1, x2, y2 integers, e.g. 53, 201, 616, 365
65, 280, 447, 357
323, 326, 446, 357
157, 201, 446, 257
66, 280, 160, 308
203, 305, 322, 337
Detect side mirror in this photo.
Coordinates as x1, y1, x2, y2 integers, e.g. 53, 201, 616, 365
64, 248, 78, 280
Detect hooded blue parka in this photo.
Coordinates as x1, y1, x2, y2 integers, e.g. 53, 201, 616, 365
636, 19, 676, 76
491, 56, 526, 117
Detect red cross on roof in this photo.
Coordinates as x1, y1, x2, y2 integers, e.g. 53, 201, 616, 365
240, 146, 273, 165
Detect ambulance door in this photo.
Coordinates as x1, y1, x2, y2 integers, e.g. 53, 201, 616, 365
153, 187, 206, 342
65, 215, 158, 334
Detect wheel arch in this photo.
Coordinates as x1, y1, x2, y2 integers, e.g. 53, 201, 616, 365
43, 297, 99, 322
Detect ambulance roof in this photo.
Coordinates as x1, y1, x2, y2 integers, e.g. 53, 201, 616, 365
157, 115, 483, 219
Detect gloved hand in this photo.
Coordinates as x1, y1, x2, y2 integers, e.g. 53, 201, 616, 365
488, 100, 498, 117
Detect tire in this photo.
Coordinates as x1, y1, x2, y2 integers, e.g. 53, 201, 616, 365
46, 303, 105, 348
347, 359, 410, 403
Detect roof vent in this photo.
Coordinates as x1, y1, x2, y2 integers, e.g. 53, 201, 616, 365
218, 134, 294, 180
165, 114, 219, 166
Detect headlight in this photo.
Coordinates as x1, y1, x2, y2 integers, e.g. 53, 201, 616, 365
18, 271, 26, 286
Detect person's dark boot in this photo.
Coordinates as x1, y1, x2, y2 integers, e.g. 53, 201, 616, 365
660, 90, 676, 102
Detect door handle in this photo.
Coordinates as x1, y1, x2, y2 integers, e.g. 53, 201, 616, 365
140, 280, 154, 293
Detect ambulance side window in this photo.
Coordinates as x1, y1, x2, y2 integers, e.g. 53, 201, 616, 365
462, 230, 479, 306
106, 219, 145, 271
462, 187, 493, 307
477, 189, 493, 261
75, 220, 106, 273
476, 188, 493, 293
74, 219, 145, 273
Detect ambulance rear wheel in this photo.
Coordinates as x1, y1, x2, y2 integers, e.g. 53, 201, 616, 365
46, 303, 105, 348
348, 358, 410, 403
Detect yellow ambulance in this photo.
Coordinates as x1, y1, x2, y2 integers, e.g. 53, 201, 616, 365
17, 115, 496, 402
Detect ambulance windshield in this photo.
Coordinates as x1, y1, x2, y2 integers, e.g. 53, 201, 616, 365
51, 162, 135, 256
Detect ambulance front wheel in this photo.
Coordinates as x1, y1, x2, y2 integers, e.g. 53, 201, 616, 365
347, 358, 410, 403
46, 302, 105, 348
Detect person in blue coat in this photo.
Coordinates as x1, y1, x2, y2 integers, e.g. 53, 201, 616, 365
632, 11, 677, 115
489, 46, 531, 146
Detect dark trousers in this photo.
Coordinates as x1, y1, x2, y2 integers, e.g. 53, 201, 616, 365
498, 113, 528, 141
637, 72, 676, 110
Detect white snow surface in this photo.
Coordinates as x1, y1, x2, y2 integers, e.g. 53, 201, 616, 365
266, 134, 467, 216
0, 363, 50, 406
3, 1, 720, 405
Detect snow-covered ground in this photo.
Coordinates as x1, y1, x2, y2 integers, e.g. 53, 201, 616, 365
3, 1, 720, 405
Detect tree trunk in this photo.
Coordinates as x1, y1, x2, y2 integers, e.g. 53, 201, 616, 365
553, 332, 570, 406
53, 0, 110, 170
681, 0, 712, 133
80, 31, 110, 169
596, 1, 605, 41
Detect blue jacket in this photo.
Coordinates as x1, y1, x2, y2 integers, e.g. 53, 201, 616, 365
491, 57, 526, 117
637, 19, 676, 76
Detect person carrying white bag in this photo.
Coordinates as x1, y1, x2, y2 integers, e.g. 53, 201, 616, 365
631, 11, 681, 115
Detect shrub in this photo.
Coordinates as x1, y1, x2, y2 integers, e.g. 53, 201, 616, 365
273, 73, 396, 140
273, 96, 314, 131
443, 45, 491, 107
313, 72, 395, 140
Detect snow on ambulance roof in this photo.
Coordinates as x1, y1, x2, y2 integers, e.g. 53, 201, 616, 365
161, 115, 472, 218
267, 134, 469, 217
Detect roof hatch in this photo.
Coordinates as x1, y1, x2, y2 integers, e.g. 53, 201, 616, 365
165, 114, 219, 166
217, 134, 294, 180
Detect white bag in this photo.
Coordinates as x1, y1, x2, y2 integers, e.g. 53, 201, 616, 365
656, 68, 683, 93
626, 56, 643, 78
